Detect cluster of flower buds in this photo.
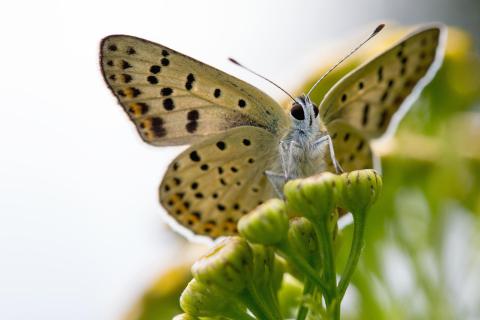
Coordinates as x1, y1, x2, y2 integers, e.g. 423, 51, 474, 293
176, 169, 382, 320
180, 235, 283, 319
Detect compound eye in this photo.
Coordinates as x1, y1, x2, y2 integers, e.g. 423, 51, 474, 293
313, 104, 319, 118
290, 103, 305, 120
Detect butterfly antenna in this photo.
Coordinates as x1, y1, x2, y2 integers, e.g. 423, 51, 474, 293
228, 57, 297, 103
306, 23, 385, 97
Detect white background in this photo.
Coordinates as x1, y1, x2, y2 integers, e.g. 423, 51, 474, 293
1, 0, 478, 319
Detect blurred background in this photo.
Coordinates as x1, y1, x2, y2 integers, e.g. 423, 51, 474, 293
0, 0, 479, 319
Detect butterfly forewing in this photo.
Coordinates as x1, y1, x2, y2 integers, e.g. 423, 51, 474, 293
159, 127, 279, 238
100, 35, 289, 146
320, 26, 445, 140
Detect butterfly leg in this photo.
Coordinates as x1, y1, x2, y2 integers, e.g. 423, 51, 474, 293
265, 171, 286, 198
279, 140, 302, 180
327, 135, 344, 173
266, 140, 302, 197
286, 140, 302, 180
313, 135, 343, 173
279, 140, 290, 178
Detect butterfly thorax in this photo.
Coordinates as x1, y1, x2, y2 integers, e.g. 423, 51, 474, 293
278, 95, 330, 179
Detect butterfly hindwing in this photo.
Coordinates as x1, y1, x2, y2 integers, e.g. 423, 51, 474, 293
100, 35, 289, 146
326, 120, 373, 172
320, 26, 445, 140
159, 126, 280, 238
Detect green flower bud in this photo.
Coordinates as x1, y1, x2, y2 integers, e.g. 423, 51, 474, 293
238, 199, 288, 245
287, 217, 319, 265
272, 256, 286, 292
249, 244, 283, 318
284, 172, 340, 221
251, 244, 275, 287
338, 169, 383, 213
191, 236, 253, 293
180, 278, 247, 319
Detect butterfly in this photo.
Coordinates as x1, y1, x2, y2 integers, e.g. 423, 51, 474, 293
100, 24, 445, 239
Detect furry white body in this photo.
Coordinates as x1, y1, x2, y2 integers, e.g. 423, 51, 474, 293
266, 95, 339, 196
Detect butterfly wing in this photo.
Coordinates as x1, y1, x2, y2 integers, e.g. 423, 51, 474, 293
159, 126, 280, 238
325, 120, 374, 172
100, 35, 289, 146
320, 26, 446, 140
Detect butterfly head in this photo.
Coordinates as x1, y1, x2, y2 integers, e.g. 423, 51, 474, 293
290, 95, 320, 130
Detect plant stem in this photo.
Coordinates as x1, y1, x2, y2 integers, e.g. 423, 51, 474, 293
313, 218, 337, 305
257, 276, 283, 320
239, 290, 275, 320
332, 297, 341, 320
266, 281, 282, 319
277, 241, 330, 296
228, 304, 258, 320
311, 216, 339, 320
296, 278, 314, 320
337, 210, 366, 299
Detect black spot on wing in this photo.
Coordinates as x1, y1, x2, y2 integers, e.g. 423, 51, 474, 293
185, 73, 195, 90
356, 140, 364, 151
377, 66, 383, 82
161, 58, 170, 66
122, 74, 132, 83
150, 65, 161, 74
187, 110, 199, 120
380, 91, 389, 103
186, 121, 198, 133
147, 76, 158, 84
216, 141, 226, 150
173, 177, 181, 186
186, 110, 199, 133
161, 87, 173, 96
122, 60, 132, 69
362, 103, 370, 126
127, 47, 136, 55
190, 151, 201, 162
378, 109, 388, 128
163, 98, 175, 111
151, 117, 166, 137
